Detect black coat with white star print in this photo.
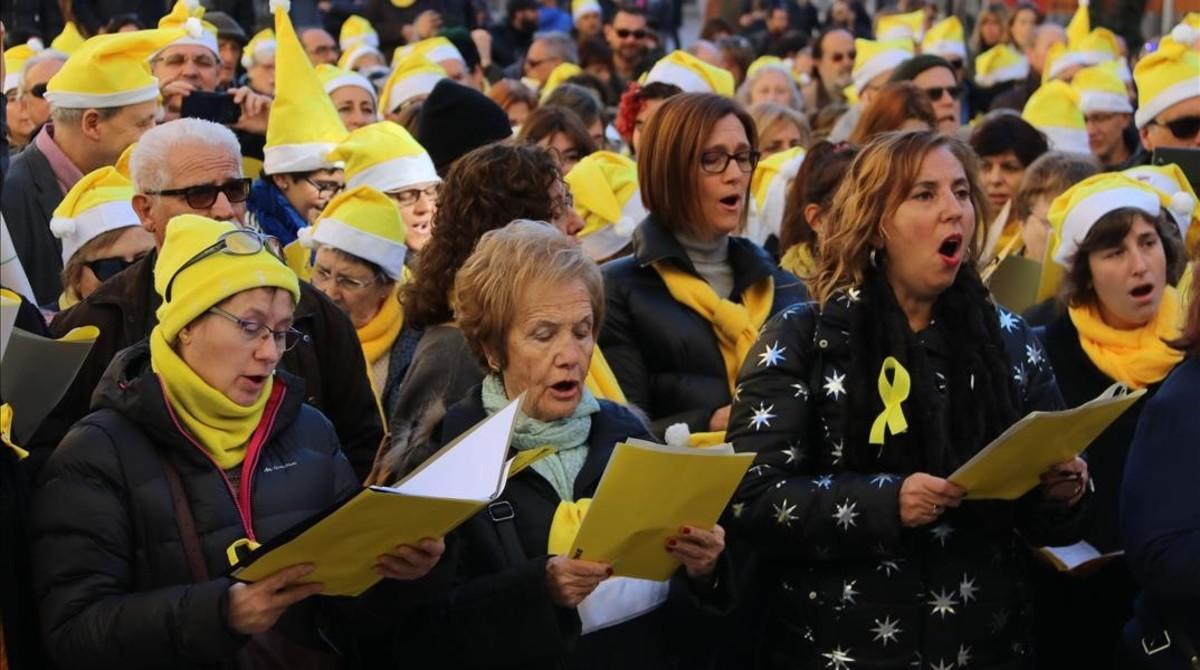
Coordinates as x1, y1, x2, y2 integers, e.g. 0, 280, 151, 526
726, 291, 1088, 669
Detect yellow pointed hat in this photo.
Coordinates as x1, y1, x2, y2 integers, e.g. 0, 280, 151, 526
1067, 0, 1090, 47
326, 122, 439, 194
297, 186, 407, 279
241, 28, 276, 68
157, 0, 219, 56
922, 16, 966, 60
749, 147, 807, 247
540, 62, 583, 100
1124, 164, 1198, 247
974, 44, 1029, 87
1072, 61, 1132, 114
4, 44, 40, 94
392, 36, 465, 68
264, 0, 349, 175
1022, 80, 1089, 153
1047, 173, 1168, 266
50, 22, 86, 54
573, 0, 602, 21
564, 151, 648, 261
1134, 24, 1200, 129
876, 9, 925, 43
1046, 27, 1120, 81
49, 166, 140, 265
644, 50, 736, 97
852, 38, 913, 94
45, 26, 193, 109
316, 63, 377, 103
381, 52, 446, 114
339, 15, 379, 52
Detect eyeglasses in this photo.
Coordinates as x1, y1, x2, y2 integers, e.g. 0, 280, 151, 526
615, 28, 648, 39
1150, 115, 1200, 140
311, 265, 379, 291
152, 53, 219, 70
700, 149, 761, 174
144, 178, 252, 209
85, 255, 147, 282
164, 229, 283, 302
525, 56, 561, 70
207, 306, 307, 352
827, 50, 856, 63
390, 184, 438, 207
302, 176, 344, 199
20, 82, 48, 100
922, 85, 962, 101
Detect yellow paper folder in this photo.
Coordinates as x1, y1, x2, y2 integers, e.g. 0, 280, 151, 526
231, 396, 522, 596
949, 384, 1145, 500
568, 439, 754, 581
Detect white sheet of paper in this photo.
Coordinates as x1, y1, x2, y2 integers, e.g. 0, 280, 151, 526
578, 577, 670, 635
1042, 541, 1123, 571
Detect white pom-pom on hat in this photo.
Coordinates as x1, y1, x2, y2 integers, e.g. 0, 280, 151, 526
270, 0, 292, 13
49, 217, 77, 239
1078, 0, 1089, 7
664, 423, 691, 448
183, 0, 200, 10
184, 17, 202, 38
297, 225, 316, 248
1171, 23, 1197, 46
1171, 191, 1196, 217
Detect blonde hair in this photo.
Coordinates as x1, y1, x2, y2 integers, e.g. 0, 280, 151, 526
809, 131, 990, 305
748, 102, 812, 151
453, 219, 604, 369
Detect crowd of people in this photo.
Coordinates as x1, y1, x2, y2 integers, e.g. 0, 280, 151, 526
0, 0, 1198, 667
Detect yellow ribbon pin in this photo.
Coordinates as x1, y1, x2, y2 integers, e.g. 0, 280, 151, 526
868, 357, 911, 446
1, 404, 30, 461
226, 538, 263, 567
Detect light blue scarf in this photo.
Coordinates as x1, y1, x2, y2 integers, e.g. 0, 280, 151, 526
481, 374, 600, 501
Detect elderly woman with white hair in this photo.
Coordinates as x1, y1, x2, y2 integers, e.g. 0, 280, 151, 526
736, 59, 806, 113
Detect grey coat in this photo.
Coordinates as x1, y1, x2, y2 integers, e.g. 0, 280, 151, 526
2, 141, 65, 305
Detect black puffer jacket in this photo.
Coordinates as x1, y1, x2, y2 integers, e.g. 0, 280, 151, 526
30, 342, 360, 669
726, 291, 1086, 669
600, 216, 808, 437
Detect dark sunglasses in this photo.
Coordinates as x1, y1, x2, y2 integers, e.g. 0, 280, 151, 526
923, 85, 962, 101
828, 50, 856, 63
164, 229, 283, 302
143, 178, 252, 209
615, 28, 648, 39
945, 58, 965, 70
85, 255, 146, 282
24, 82, 48, 99
1151, 115, 1200, 140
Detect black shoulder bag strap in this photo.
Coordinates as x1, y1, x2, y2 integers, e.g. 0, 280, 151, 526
486, 500, 527, 565
156, 451, 210, 582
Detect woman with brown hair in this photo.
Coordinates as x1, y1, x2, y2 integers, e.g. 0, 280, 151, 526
516, 106, 598, 174
970, 4, 1011, 59
847, 81, 937, 145
777, 140, 858, 279
600, 92, 806, 438
487, 78, 539, 128
726, 130, 1088, 668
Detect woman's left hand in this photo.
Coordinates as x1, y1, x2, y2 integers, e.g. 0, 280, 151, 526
667, 524, 725, 579
375, 537, 446, 580
1039, 458, 1088, 506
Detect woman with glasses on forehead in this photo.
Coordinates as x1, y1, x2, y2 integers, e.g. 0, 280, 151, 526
31, 215, 444, 668
600, 93, 806, 439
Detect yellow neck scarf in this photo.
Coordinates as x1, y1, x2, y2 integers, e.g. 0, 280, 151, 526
586, 346, 627, 404
780, 243, 816, 279
1068, 287, 1185, 390
652, 261, 775, 393
150, 327, 272, 469
357, 289, 404, 367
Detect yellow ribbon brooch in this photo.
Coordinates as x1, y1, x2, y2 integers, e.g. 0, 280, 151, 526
868, 357, 911, 448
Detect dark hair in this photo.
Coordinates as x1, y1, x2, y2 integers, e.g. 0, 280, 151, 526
848, 81, 937, 145
403, 143, 563, 328
780, 141, 858, 253
1062, 208, 1187, 308
1172, 261, 1200, 354
517, 106, 598, 155
812, 27, 853, 61
507, 0, 538, 17
578, 36, 614, 72
700, 17, 734, 40
968, 112, 1048, 167
769, 30, 810, 58
716, 35, 755, 84
543, 82, 605, 128
1011, 152, 1100, 222
103, 13, 143, 33
614, 4, 648, 19
396, 101, 423, 136
443, 28, 482, 70
322, 247, 392, 284
488, 79, 538, 113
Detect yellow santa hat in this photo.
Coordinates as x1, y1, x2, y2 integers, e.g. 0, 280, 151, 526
1124, 164, 1198, 244
45, 26, 193, 109
876, 9, 926, 43
974, 44, 1029, 87
922, 16, 967, 61
115, 143, 136, 179
50, 22, 86, 54
264, 0, 349, 175
852, 38, 913, 95
392, 36, 465, 68
573, 0, 602, 21
381, 52, 447, 114
1134, 24, 1200, 129
540, 62, 583, 100
241, 28, 276, 68
1022, 80, 1089, 153
1047, 173, 1170, 266
339, 15, 379, 52
564, 151, 648, 261
338, 43, 385, 70
747, 55, 786, 78
4, 44, 40, 94
1067, 0, 1090, 47
327, 122, 439, 194
644, 50, 735, 97
157, 0, 220, 56
316, 63, 377, 104
1045, 28, 1120, 81
49, 166, 139, 265
1072, 61, 1133, 114
297, 186, 408, 279
747, 147, 806, 248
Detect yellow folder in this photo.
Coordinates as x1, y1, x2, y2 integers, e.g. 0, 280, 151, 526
568, 439, 754, 581
231, 396, 522, 596
949, 384, 1145, 500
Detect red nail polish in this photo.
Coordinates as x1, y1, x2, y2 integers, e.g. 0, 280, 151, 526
606, 567, 613, 576
682, 527, 691, 535
668, 539, 677, 547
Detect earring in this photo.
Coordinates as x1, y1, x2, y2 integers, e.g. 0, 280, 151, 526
868, 248, 879, 268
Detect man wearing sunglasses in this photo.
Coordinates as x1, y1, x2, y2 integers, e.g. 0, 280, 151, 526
45, 118, 385, 483
604, 7, 653, 88
803, 28, 855, 112
890, 54, 963, 136
16, 51, 66, 142
1131, 32, 1200, 163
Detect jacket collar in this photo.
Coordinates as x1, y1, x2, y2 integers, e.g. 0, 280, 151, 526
631, 215, 778, 299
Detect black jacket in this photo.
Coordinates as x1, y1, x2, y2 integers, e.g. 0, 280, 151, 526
402, 388, 736, 669
726, 293, 1086, 668
1, 139, 66, 305
45, 250, 384, 481
30, 342, 361, 669
600, 216, 808, 437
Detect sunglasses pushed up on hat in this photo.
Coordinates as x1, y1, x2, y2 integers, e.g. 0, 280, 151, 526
163, 229, 284, 303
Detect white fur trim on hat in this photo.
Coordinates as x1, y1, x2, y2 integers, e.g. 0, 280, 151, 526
975, 60, 1029, 87
342, 45, 383, 70
3, 73, 20, 94
579, 192, 646, 261
1047, 51, 1091, 80
387, 71, 444, 113
646, 61, 712, 94
269, 0, 291, 12
573, 0, 601, 20
925, 40, 967, 60
311, 217, 407, 279
1079, 90, 1133, 114
1055, 187, 1161, 266
43, 80, 161, 109
425, 43, 464, 65
347, 154, 440, 193
854, 50, 910, 94
165, 31, 220, 56
1042, 126, 1092, 154
1135, 77, 1200, 129
323, 71, 377, 102
263, 142, 342, 175
50, 200, 141, 265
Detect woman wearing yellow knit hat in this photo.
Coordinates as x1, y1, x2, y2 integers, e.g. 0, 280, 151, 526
31, 214, 444, 667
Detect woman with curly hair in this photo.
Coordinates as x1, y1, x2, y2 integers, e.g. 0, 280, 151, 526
614, 80, 682, 155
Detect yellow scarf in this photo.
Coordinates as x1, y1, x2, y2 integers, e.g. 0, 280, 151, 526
586, 346, 627, 404
652, 261, 775, 393
357, 288, 405, 367
150, 327, 271, 469
548, 498, 593, 555
1068, 287, 1185, 390
780, 243, 816, 280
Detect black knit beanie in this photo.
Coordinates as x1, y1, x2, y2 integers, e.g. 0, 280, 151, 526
416, 80, 513, 176
889, 54, 955, 83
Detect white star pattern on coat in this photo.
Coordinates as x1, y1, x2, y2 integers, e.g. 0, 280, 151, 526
784, 443, 805, 464
1012, 364, 1025, 386
1025, 342, 1044, 366
772, 499, 798, 526
846, 288, 861, 302
928, 588, 959, 618
959, 574, 979, 603
812, 474, 834, 490
823, 371, 847, 399
957, 644, 974, 667
870, 474, 898, 488
748, 403, 776, 430
821, 646, 855, 670
780, 304, 801, 319
934, 371, 947, 392
877, 559, 902, 577
833, 500, 860, 530
998, 309, 1019, 332
930, 522, 954, 547
930, 658, 955, 670
791, 382, 808, 399
830, 439, 844, 464
841, 579, 859, 605
870, 616, 902, 646
730, 502, 745, 518
733, 383, 743, 402
990, 609, 1010, 634
758, 341, 787, 367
